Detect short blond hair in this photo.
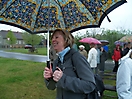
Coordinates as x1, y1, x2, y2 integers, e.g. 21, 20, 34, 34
51, 29, 74, 48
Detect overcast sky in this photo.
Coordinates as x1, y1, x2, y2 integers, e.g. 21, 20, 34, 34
0, 0, 131, 34
101, 0, 132, 30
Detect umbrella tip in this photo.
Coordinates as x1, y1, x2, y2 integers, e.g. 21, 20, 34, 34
101, 10, 111, 22
107, 16, 111, 22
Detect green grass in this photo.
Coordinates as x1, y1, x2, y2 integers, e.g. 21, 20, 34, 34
0, 57, 56, 99
4, 48, 47, 55
0, 56, 117, 99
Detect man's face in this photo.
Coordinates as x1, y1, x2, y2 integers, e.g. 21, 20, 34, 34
128, 44, 131, 48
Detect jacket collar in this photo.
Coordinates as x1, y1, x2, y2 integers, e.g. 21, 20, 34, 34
58, 47, 70, 63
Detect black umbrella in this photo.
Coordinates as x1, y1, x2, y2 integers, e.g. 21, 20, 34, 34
0, 0, 127, 60
99, 40, 109, 46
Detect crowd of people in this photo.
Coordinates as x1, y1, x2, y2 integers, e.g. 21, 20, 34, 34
44, 28, 132, 99
78, 43, 108, 75
112, 42, 131, 72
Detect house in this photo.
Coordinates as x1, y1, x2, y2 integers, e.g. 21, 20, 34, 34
0, 30, 25, 48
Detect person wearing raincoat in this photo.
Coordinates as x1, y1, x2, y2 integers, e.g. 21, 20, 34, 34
116, 49, 132, 99
43, 29, 96, 99
112, 44, 122, 72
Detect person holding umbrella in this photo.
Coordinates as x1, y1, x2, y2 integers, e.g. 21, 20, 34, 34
122, 42, 131, 57
87, 43, 98, 73
99, 47, 108, 75
43, 29, 96, 99
112, 44, 122, 72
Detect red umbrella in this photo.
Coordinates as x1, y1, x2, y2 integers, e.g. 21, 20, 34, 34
79, 37, 101, 44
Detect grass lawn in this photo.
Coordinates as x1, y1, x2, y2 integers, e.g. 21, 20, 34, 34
0, 57, 56, 99
0, 48, 117, 99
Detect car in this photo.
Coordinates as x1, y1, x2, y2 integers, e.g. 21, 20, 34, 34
24, 44, 32, 49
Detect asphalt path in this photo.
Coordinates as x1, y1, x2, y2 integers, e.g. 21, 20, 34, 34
105, 60, 114, 71
0, 50, 114, 71
0, 50, 48, 63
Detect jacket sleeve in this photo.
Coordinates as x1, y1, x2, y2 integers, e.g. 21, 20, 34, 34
45, 78, 56, 90
116, 59, 132, 99
112, 49, 115, 60
87, 50, 92, 64
44, 59, 58, 90
57, 52, 96, 94
104, 51, 108, 61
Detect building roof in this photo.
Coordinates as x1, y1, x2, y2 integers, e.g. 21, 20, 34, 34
0, 30, 23, 40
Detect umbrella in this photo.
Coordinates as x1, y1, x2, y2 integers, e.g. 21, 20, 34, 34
0, 0, 127, 34
79, 37, 101, 44
119, 35, 132, 43
0, 0, 127, 60
114, 40, 124, 46
99, 40, 109, 46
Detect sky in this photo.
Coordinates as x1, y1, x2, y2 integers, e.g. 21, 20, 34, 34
0, 0, 132, 35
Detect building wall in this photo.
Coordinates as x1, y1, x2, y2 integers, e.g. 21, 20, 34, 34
0, 30, 25, 48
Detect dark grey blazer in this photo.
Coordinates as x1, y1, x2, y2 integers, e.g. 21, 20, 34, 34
45, 48, 96, 99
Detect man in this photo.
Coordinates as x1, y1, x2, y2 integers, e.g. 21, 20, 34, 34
87, 43, 97, 73
78, 45, 88, 59
122, 42, 131, 57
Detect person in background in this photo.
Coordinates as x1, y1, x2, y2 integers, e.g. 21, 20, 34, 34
99, 47, 108, 76
49, 45, 58, 66
116, 49, 132, 99
103, 45, 108, 52
78, 45, 88, 59
72, 43, 78, 51
43, 29, 96, 99
96, 44, 101, 74
87, 43, 97, 73
122, 42, 131, 57
112, 44, 122, 72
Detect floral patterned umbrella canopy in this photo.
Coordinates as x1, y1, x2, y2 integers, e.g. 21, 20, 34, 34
0, 0, 127, 61
0, 0, 127, 34
119, 35, 132, 43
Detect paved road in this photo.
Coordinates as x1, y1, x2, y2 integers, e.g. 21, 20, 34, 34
105, 60, 114, 71
0, 50, 114, 71
0, 50, 48, 63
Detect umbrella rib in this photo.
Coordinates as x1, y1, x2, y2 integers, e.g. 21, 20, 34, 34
32, 0, 43, 33
54, 0, 59, 4
53, 0, 66, 30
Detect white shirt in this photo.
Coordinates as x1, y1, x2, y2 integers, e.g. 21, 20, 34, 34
116, 57, 132, 99
87, 48, 97, 68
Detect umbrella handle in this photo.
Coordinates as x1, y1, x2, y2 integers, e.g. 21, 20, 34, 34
47, 60, 50, 68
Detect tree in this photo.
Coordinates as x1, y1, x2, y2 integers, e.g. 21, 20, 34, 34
22, 32, 41, 46
6, 30, 17, 49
